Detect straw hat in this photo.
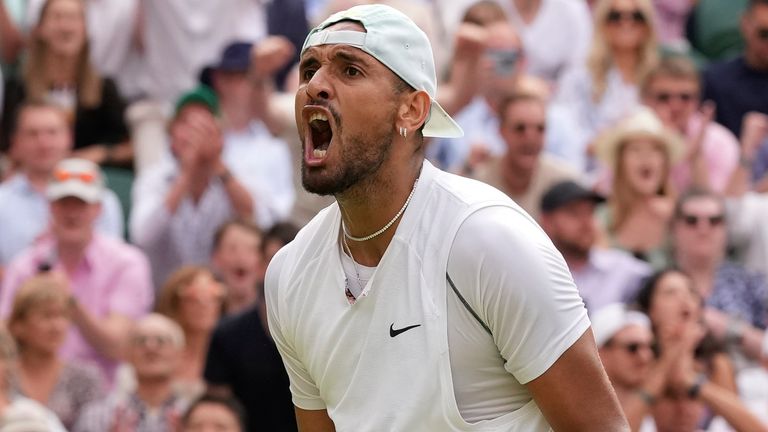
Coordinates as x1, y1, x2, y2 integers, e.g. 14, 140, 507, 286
595, 107, 686, 169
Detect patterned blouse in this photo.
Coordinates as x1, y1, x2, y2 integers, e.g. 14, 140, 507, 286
709, 261, 768, 329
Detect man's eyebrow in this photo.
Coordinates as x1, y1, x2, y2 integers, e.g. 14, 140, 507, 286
332, 49, 371, 66
299, 55, 320, 70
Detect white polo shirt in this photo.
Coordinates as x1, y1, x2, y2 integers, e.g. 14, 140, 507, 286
266, 160, 589, 430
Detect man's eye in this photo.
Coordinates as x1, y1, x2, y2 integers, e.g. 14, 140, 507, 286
345, 66, 360, 77
303, 69, 316, 81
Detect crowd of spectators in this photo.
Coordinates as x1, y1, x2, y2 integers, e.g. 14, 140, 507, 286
0, 0, 767, 430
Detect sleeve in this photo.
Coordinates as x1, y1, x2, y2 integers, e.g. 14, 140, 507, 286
129, 166, 172, 247
265, 247, 326, 410
726, 193, 765, 250
108, 248, 154, 317
447, 206, 591, 384
203, 325, 232, 385
704, 125, 740, 193
96, 190, 125, 238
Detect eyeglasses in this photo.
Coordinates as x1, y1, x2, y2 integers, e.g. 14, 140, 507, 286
680, 214, 725, 227
54, 169, 96, 183
757, 28, 768, 41
652, 92, 697, 104
606, 9, 646, 25
508, 122, 546, 134
132, 334, 174, 348
607, 340, 653, 355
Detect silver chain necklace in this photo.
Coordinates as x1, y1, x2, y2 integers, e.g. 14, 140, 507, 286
342, 179, 419, 242
341, 232, 366, 296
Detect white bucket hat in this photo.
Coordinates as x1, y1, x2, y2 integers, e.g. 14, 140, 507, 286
591, 303, 651, 347
302, 4, 464, 138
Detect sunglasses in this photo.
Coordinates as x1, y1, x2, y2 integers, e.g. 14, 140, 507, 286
509, 122, 546, 134
132, 334, 174, 348
606, 9, 646, 25
54, 169, 96, 183
607, 340, 653, 355
652, 92, 697, 104
680, 214, 725, 227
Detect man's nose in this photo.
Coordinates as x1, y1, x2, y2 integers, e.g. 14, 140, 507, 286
306, 68, 333, 101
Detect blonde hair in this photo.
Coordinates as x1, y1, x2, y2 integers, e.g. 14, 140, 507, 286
8, 275, 70, 341
609, 137, 675, 230
587, 0, 659, 101
155, 266, 219, 323
23, 0, 103, 108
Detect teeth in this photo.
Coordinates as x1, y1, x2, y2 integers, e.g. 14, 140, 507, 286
313, 149, 327, 158
309, 112, 328, 123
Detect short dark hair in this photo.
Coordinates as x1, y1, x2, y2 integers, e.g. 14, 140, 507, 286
10, 100, 69, 138
212, 219, 263, 254
641, 55, 701, 97
672, 187, 725, 222
462, 0, 508, 26
496, 92, 545, 127
181, 393, 247, 431
262, 222, 300, 255
747, 0, 768, 12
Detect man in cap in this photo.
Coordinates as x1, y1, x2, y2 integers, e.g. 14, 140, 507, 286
1, 158, 153, 383
539, 180, 651, 313
265, 4, 627, 431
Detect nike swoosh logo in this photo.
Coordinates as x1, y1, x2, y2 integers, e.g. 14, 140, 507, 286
389, 323, 421, 337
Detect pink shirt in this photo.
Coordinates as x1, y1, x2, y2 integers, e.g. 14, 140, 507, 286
0, 233, 154, 383
671, 114, 740, 193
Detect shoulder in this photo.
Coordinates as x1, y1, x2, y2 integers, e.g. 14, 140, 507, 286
214, 306, 259, 337
704, 58, 742, 79
431, 165, 515, 207
92, 234, 149, 266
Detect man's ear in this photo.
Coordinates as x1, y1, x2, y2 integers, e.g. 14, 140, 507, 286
397, 90, 431, 133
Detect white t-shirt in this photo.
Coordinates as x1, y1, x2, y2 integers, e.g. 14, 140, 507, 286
268, 161, 589, 429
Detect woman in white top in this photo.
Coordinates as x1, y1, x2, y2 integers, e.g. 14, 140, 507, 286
555, 0, 660, 169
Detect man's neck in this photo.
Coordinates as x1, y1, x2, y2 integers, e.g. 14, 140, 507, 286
221, 104, 254, 132
676, 252, 719, 277
23, 170, 52, 193
514, 0, 542, 23
136, 378, 174, 408
58, 239, 90, 272
501, 155, 535, 195
562, 250, 589, 272
744, 52, 768, 73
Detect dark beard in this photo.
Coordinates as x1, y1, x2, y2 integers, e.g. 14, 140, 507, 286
301, 109, 395, 196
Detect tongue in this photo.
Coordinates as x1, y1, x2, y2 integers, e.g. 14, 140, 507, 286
311, 121, 332, 151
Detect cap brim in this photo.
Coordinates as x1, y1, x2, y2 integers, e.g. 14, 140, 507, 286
422, 100, 463, 138
47, 183, 102, 203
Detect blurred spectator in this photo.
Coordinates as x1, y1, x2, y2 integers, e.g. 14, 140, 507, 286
0, 0, 132, 167
180, 393, 245, 432
204, 40, 295, 221
0, 101, 123, 266
539, 181, 650, 313
555, 0, 660, 162
641, 55, 739, 193
7, 274, 103, 429
210, 220, 264, 316
594, 108, 683, 269
0, 326, 66, 431
0, 158, 153, 383
592, 303, 660, 431
157, 267, 225, 400
670, 188, 768, 363
498, 0, 593, 83
73, 314, 189, 432
727, 112, 768, 273
702, 0, 768, 137
205, 222, 299, 432
472, 93, 580, 220
686, 0, 748, 62
428, 15, 524, 172
0, 2, 23, 67
130, 87, 269, 287
652, 0, 696, 49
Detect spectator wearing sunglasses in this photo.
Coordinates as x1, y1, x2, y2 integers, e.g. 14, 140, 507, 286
641, 55, 740, 194
554, 0, 660, 170
670, 188, 768, 365
471, 92, 581, 221
0, 158, 154, 384
702, 0, 768, 138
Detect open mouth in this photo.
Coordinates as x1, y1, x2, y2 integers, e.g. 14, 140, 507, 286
303, 107, 334, 166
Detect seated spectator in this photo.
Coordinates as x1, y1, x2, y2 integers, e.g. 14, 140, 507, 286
472, 93, 581, 220
641, 55, 739, 193
0, 158, 154, 383
670, 188, 768, 364
130, 87, 270, 287
204, 41, 295, 223
73, 314, 190, 432
555, 0, 659, 160
0, 0, 132, 167
0, 326, 66, 431
686, 0, 748, 62
0, 101, 123, 266
205, 222, 299, 432
539, 181, 650, 313
594, 108, 683, 269
180, 393, 246, 432
7, 274, 104, 429
702, 0, 768, 137
498, 0, 593, 84
157, 267, 225, 400
211, 220, 264, 316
